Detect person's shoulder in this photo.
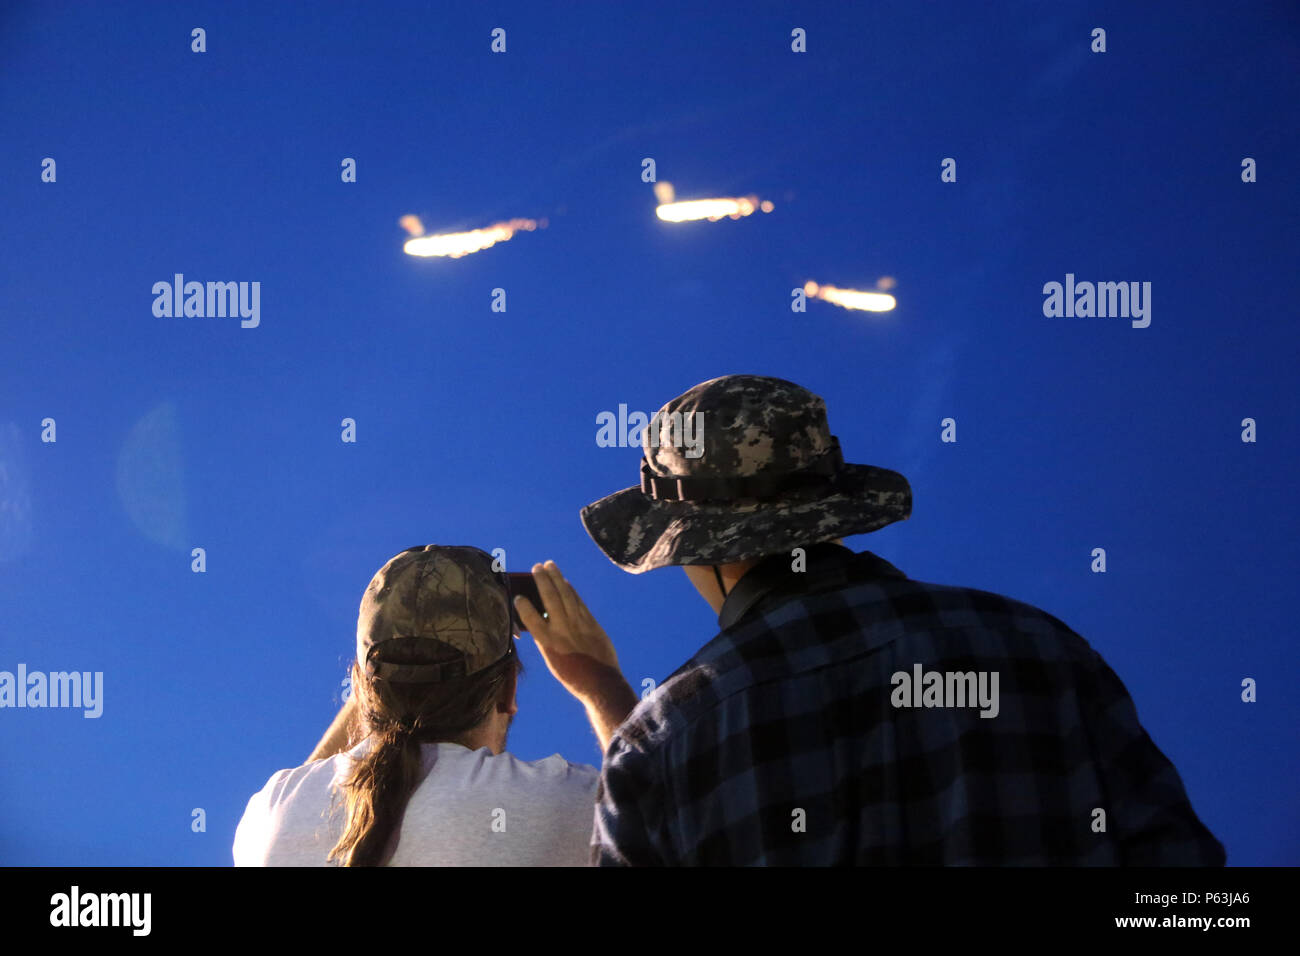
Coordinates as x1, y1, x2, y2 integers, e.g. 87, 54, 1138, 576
782, 551, 1068, 632
233, 752, 352, 865
882, 574, 1096, 660
611, 654, 722, 757
480, 747, 600, 788
245, 764, 299, 807
515, 750, 600, 780
608, 571, 1097, 757
477, 750, 601, 817
248, 746, 363, 808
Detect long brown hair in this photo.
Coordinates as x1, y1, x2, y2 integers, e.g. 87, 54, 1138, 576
328, 641, 522, 867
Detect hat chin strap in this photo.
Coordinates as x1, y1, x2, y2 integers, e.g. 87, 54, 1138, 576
712, 564, 729, 599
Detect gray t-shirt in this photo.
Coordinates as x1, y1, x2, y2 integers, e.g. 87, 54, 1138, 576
233, 738, 600, 866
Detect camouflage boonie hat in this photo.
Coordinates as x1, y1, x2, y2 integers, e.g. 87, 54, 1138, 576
580, 375, 912, 573
356, 545, 515, 682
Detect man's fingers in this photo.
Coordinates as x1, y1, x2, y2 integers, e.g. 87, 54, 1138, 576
563, 574, 599, 624
548, 565, 606, 643
513, 595, 549, 639
531, 562, 564, 621
543, 560, 582, 621
533, 562, 579, 627
528, 566, 577, 653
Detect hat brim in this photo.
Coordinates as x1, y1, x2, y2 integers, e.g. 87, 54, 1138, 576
580, 464, 912, 573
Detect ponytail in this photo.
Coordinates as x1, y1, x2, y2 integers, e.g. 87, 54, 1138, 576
328, 654, 519, 866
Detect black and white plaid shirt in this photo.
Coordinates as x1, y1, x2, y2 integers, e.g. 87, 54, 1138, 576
591, 544, 1225, 865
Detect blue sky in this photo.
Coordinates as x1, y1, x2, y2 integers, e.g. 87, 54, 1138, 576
1, 0, 1296, 865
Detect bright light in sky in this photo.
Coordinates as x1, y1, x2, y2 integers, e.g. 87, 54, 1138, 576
403, 218, 546, 258
654, 181, 774, 222
803, 280, 897, 312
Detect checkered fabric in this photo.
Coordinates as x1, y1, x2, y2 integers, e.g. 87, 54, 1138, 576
591, 546, 1225, 866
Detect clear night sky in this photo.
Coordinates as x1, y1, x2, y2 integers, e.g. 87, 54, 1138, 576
1, 0, 1296, 865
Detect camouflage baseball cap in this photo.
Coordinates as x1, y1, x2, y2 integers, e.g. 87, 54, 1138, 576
356, 545, 515, 682
580, 375, 912, 573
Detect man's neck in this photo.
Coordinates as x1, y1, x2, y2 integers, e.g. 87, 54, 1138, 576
718, 559, 759, 595
716, 541, 856, 629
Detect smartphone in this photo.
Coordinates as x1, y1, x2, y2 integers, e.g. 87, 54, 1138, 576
505, 572, 546, 633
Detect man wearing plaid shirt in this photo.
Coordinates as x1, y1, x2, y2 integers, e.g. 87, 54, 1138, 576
573, 374, 1225, 866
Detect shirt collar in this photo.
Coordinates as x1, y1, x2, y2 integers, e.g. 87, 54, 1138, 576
718, 542, 883, 631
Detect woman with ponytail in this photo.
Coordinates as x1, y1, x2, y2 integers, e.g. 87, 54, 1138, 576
233, 545, 634, 867
327, 633, 520, 866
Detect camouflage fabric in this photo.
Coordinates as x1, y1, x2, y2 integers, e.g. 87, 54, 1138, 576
580, 375, 912, 573
355, 545, 513, 682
